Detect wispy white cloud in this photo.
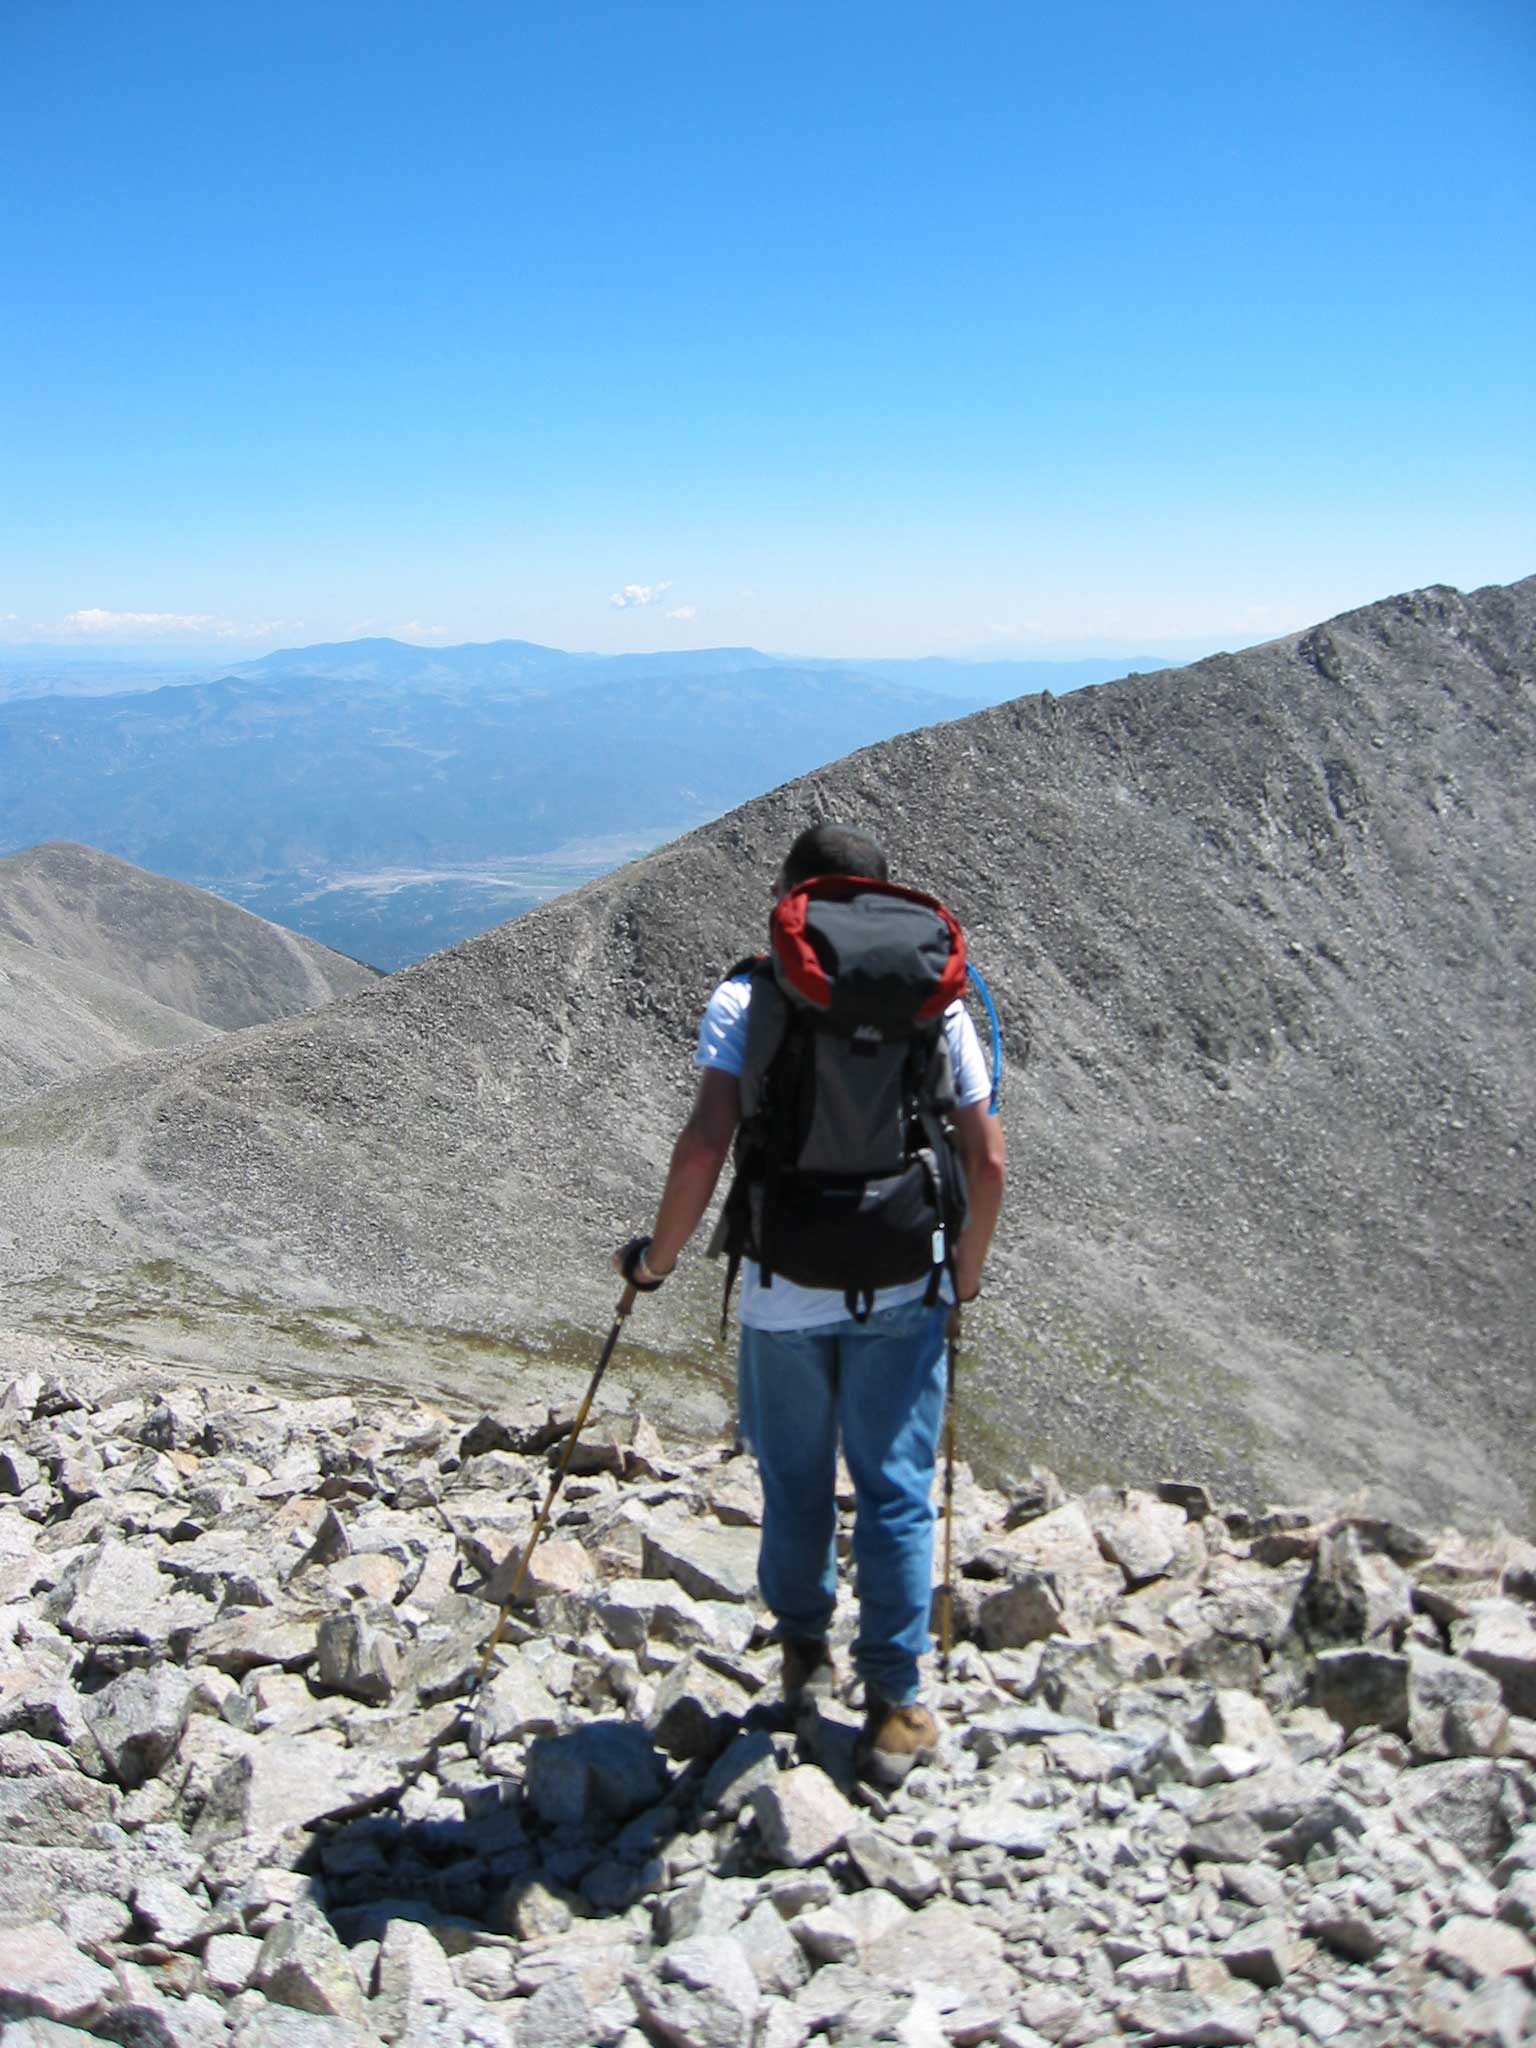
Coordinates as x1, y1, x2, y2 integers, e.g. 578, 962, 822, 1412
665, 605, 698, 622
59, 608, 289, 641
398, 620, 453, 641
608, 581, 673, 610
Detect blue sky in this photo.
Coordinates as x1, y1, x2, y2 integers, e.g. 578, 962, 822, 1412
2, 0, 1532, 659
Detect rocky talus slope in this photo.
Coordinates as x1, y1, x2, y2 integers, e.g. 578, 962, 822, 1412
0, 842, 378, 1033
0, 576, 1531, 1524
0, 931, 222, 1108
2, 1346, 1535, 2044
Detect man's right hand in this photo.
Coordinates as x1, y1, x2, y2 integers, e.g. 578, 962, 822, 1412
615, 1236, 672, 1290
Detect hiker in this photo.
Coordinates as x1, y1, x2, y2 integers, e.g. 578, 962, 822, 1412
614, 822, 1006, 1783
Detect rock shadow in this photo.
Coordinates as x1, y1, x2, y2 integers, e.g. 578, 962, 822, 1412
302, 1701, 819, 1948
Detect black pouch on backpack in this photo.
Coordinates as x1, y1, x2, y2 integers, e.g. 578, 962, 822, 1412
751, 1150, 954, 1296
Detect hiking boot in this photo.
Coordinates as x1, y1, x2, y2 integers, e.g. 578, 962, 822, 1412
780, 1638, 837, 1709
856, 1697, 939, 1787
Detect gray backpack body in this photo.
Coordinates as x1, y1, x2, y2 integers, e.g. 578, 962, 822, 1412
710, 875, 971, 1323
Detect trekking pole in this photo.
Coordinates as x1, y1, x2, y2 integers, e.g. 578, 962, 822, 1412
940, 1303, 961, 1680
473, 1281, 638, 1692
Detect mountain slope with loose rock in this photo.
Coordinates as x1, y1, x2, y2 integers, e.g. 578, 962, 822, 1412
0, 576, 1530, 1530
0, 931, 222, 1107
0, 841, 379, 1030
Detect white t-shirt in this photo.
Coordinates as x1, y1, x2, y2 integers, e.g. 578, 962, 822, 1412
695, 974, 992, 1330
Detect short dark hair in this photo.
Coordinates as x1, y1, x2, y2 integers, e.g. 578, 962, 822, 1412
781, 822, 889, 888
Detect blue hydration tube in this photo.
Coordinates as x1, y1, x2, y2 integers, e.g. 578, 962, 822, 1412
967, 961, 1004, 1116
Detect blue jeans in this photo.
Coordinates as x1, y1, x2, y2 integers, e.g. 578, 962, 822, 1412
737, 1297, 949, 1706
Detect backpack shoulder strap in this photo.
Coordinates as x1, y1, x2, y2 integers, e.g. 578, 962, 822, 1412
738, 969, 790, 1120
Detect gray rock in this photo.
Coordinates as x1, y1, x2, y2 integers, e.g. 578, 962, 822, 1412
83, 1663, 195, 1789
467, 1659, 561, 1753
0, 1371, 43, 1416
1120, 1990, 1259, 2045
0, 1448, 43, 1496
461, 1406, 568, 1460
139, 1391, 206, 1451
864, 1898, 1020, 2040
1453, 1600, 1536, 1718
977, 1573, 1066, 1650
252, 1917, 373, 2024
525, 1722, 669, 1830
654, 1874, 756, 1944
1394, 1757, 1527, 1870
58, 1894, 133, 1949
763, 1871, 837, 1918
649, 1655, 753, 1762
592, 1577, 710, 1652
735, 1900, 811, 1996
1218, 1917, 1300, 1988
130, 1873, 206, 1949
373, 1917, 458, 2042
581, 1851, 664, 1914
845, 1826, 945, 1905
516, 1972, 596, 2048
950, 1799, 1060, 1855
191, 1733, 399, 1854
630, 1934, 762, 2048
1302, 1899, 1385, 1963
1428, 1913, 1536, 1984
792, 1890, 910, 1966
191, 1608, 319, 1677
1309, 1647, 1409, 1734
699, 1728, 784, 1820
0, 1653, 90, 1758
748, 1765, 856, 1868
51, 1539, 210, 1653
0, 1845, 143, 1932
0, 2024, 103, 2046
1500, 1866, 1536, 1934
97, 1961, 229, 2048
0, 1773, 118, 1849
1187, 1764, 1365, 1868
1095, 1493, 1192, 1587
1296, 1526, 1412, 1646
0, 1924, 113, 2027
315, 1607, 401, 1705
203, 1933, 264, 1994
1407, 1646, 1508, 1760
641, 1523, 759, 1604
228, 2007, 381, 2046
452, 1949, 517, 2002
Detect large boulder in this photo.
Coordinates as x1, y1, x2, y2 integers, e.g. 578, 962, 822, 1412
83, 1665, 195, 1790
524, 1722, 669, 1830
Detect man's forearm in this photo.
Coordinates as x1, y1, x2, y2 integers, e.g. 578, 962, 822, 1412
953, 1162, 1004, 1298
647, 1131, 730, 1271
950, 1097, 1006, 1300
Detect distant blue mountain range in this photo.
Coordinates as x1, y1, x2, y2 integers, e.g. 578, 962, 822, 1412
0, 636, 1169, 964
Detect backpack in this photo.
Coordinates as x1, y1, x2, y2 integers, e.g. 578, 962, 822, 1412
709, 873, 972, 1325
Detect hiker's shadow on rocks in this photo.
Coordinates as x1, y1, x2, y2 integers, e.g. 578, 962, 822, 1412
304, 1706, 815, 1947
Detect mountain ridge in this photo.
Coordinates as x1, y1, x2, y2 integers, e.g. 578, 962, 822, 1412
0, 840, 381, 1026
0, 575, 1530, 1530
0, 637, 1173, 707
0, 928, 223, 1106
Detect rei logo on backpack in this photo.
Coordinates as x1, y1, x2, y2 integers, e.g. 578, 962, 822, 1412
710, 874, 972, 1325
